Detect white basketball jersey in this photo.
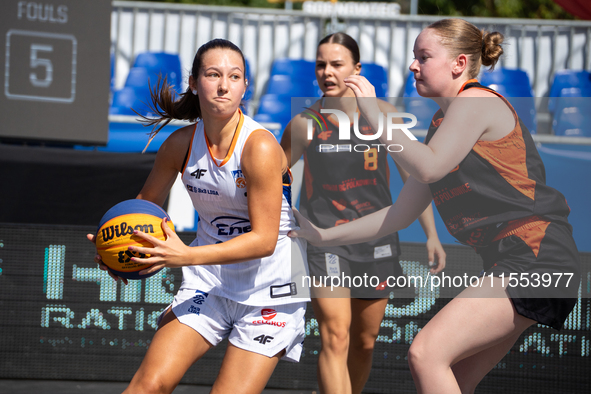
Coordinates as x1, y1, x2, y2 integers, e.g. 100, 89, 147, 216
180, 111, 309, 306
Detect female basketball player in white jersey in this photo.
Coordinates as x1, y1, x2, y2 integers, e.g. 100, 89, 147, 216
88, 39, 308, 394
281, 32, 446, 394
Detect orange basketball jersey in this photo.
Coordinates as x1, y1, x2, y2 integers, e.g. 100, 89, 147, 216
424, 80, 571, 248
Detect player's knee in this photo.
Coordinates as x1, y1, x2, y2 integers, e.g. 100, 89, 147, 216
350, 331, 378, 355
320, 324, 350, 353
407, 339, 430, 374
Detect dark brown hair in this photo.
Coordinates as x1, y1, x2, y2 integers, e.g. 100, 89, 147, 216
318, 32, 360, 65
139, 39, 246, 144
427, 19, 504, 79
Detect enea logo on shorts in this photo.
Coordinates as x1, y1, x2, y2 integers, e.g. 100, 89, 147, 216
252, 308, 286, 328
232, 169, 246, 188
304, 107, 417, 153
211, 216, 251, 236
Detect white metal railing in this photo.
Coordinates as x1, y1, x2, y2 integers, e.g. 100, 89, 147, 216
111, 1, 591, 101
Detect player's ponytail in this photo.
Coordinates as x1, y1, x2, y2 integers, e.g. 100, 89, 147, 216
427, 19, 504, 79
138, 39, 247, 152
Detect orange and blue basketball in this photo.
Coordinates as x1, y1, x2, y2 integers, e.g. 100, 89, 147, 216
95, 199, 175, 279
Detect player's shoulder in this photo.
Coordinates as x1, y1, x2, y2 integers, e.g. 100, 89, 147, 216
159, 123, 196, 154
242, 113, 269, 133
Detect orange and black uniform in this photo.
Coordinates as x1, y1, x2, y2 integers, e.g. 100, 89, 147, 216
301, 103, 402, 297
425, 80, 580, 329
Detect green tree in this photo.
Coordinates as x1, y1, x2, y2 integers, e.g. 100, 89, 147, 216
134, 0, 282, 9
415, 0, 574, 19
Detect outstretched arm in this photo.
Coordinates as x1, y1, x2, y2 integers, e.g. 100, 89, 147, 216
280, 108, 315, 167
394, 162, 446, 273
291, 176, 432, 247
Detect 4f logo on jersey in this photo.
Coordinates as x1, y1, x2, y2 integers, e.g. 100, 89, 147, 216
253, 335, 274, 345
191, 169, 207, 179
232, 169, 246, 188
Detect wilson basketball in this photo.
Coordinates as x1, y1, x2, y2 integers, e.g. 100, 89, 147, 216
95, 199, 175, 279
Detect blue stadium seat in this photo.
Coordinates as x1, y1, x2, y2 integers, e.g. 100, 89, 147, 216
488, 84, 537, 134
552, 88, 583, 119
109, 87, 154, 117
265, 74, 320, 97
244, 58, 255, 101
360, 63, 389, 97
254, 94, 294, 132
487, 83, 534, 98
481, 68, 533, 93
482, 69, 536, 133
251, 113, 283, 140
548, 70, 591, 114
132, 52, 183, 93
110, 54, 115, 91
404, 73, 418, 97
553, 100, 591, 137
270, 58, 316, 77
124, 67, 153, 92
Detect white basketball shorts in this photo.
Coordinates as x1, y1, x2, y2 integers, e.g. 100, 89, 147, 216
163, 288, 307, 362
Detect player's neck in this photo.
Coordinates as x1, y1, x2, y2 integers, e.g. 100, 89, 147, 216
203, 110, 241, 157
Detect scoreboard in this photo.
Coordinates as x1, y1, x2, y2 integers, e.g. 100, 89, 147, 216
0, 0, 111, 145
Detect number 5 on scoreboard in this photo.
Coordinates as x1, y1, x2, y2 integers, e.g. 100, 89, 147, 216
29, 44, 54, 88
5, 29, 77, 103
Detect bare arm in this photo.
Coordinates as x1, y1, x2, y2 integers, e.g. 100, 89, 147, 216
291, 176, 433, 247
280, 109, 314, 167
394, 162, 446, 273
137, 126, 193, 204
344, 76, 514, 183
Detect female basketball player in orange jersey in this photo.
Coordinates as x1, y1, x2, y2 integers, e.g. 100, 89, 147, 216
88, 39, 308, 394
281, 32, 446, 394
290, 19, 580, 393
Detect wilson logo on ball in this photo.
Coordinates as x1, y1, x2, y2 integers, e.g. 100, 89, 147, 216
101, 222, 155, 241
